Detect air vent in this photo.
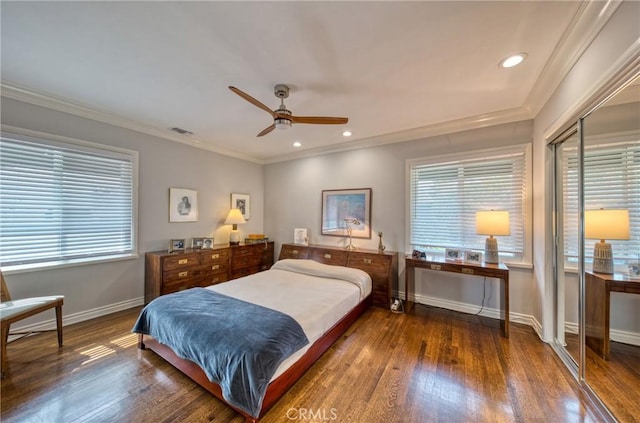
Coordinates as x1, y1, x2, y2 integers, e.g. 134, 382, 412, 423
170, 127, 194, 135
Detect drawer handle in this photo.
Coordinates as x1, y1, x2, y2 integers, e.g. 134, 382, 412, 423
292, 250, 299, 254
462, 268, 474, 275
363, 258, 372, 264
211, 265, 220, 270
178, 259, 188, 265
178, 271, 188, 278
431, 264, 441, 270
324, 253, 332, 259
211, 254, 220, 259
212, 277, 219, 283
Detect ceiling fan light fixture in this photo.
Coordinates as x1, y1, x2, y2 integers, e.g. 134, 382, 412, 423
275, 118, 292, 130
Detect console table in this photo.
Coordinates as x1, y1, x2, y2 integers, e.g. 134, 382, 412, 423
405, 256, 510, 337
585, 270, 640, 360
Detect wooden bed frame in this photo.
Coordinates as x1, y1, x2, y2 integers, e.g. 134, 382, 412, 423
137, 264, 372, 422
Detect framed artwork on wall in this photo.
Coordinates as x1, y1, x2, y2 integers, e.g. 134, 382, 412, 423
231, 193, 250, 220
169, 188, 198, 222
321, 188, 372, 239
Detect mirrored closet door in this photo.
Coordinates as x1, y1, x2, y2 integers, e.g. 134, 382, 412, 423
552, 127, 580, 369
580, 75, 640, 423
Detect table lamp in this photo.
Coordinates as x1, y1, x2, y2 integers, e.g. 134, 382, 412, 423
476, 210, 510, 264
225, 208, 246, 246
585, 209, 629, 274
344, 218, 361, 251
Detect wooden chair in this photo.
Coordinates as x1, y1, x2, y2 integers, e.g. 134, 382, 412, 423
0, 271, 64, 378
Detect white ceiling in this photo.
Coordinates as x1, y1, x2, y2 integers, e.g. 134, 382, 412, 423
1, 1, 598, 163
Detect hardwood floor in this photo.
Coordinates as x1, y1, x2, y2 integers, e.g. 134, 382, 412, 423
565, 333, 640, 423
1, 304, 605, 423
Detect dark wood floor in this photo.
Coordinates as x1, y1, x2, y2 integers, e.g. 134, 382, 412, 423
1, 304, 607, 423
565, 333, 640, 423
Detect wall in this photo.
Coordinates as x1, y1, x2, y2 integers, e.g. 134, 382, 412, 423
532, 0, 640, 341
265, 120, 538, 326
1, 96, 265, 327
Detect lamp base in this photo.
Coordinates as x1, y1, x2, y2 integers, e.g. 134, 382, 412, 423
229, 230, 240, 246
484, 237, 499, 264
592, 241, 613, 274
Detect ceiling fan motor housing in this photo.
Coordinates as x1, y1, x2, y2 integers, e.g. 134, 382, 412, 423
274, 84, 290, 99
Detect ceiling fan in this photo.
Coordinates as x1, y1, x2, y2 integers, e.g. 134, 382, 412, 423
229, 84, 348, 137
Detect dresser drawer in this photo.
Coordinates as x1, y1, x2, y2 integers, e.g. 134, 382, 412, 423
163, 267, 200, 284
346, 253, 390, 277
163, 253, 200, 271
279, 244, 310, 259
309, 248, 348, 266
200, 249, 230, 265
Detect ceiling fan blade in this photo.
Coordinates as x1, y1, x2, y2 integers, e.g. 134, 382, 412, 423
288, 115, 348, 125
257, 124, 276, 137
229, 86, 276, 117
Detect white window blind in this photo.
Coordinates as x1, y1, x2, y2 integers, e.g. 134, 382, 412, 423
0, 134, 136, 268
409, 151, 526, 260
563, 140, 640, 265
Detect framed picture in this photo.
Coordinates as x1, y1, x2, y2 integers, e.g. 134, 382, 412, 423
464, 250, 483, 263
321, 188, 372, 239
191, 238, 205, 249
169, 238, 186, 253
294, 228, 308, 245
231, 193, 250, 220
169, 188, 198, 222
202, 238, 214, 249
445, 248, 461, 260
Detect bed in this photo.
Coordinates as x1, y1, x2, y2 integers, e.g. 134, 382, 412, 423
134, 258, 372, 422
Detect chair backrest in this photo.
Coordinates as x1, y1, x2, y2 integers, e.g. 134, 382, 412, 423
1, 271, 12, 302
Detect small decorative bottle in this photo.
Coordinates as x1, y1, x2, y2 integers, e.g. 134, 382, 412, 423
378, 231, 386, 253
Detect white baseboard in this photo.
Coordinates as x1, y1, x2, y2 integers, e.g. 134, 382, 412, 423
411, 291, 536, 327
564, 321, 640, 347
8, 297, 144, 334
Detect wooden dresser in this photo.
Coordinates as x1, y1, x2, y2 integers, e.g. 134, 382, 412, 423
278, 243, 398, 309
145, 242, 274, 304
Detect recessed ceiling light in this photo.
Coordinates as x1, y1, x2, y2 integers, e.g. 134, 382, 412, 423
499, 53, 528, 68
342, 130, 352, 137
293, 141, 302, 148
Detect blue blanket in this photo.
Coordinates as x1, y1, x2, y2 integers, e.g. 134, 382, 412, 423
132, 288, 309, 418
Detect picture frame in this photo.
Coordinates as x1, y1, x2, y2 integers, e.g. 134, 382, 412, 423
201, 238, 214, 249
627, 261, 640, 278
169, 188, 198, 222
191, 237, 205, 249
464, 250, 483, 263
321, 188, 372, 239
169, 238, 186, 253
445, 248, 462, 260
294, 228, 308, 245
231, 193, 250, 220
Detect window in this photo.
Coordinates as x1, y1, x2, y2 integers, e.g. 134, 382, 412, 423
0, 131, 138, 270
562, 140, 640, 266
408, 146, 530, 263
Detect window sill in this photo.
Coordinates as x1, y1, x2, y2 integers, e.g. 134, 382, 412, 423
1, 253, 139, 275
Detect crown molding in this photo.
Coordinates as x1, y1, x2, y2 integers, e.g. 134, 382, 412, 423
525, 0, 623, 117
0, 81, 263, 164
263, 106, 533, 164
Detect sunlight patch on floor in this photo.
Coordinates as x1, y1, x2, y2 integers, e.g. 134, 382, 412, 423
78, 344, 116, 365
110, 333, 138, 348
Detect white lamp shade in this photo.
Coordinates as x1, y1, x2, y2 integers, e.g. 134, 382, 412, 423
476, 210, 510, 236
224, 208, 246, 225
585, 209, 629, 240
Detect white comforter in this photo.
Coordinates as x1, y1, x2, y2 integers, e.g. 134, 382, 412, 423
207, 259, 372, 380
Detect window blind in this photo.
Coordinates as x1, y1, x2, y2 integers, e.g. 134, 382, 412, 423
0, 135, 136, 267
409, 151, 526, 259
563, 140, 640, 264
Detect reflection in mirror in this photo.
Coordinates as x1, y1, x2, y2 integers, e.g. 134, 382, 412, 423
553, 128, 580, 367
582, 75, 639, 422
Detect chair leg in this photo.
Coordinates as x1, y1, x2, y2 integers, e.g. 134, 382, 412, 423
55, 305, 63, 347
1, 322, 9, 379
